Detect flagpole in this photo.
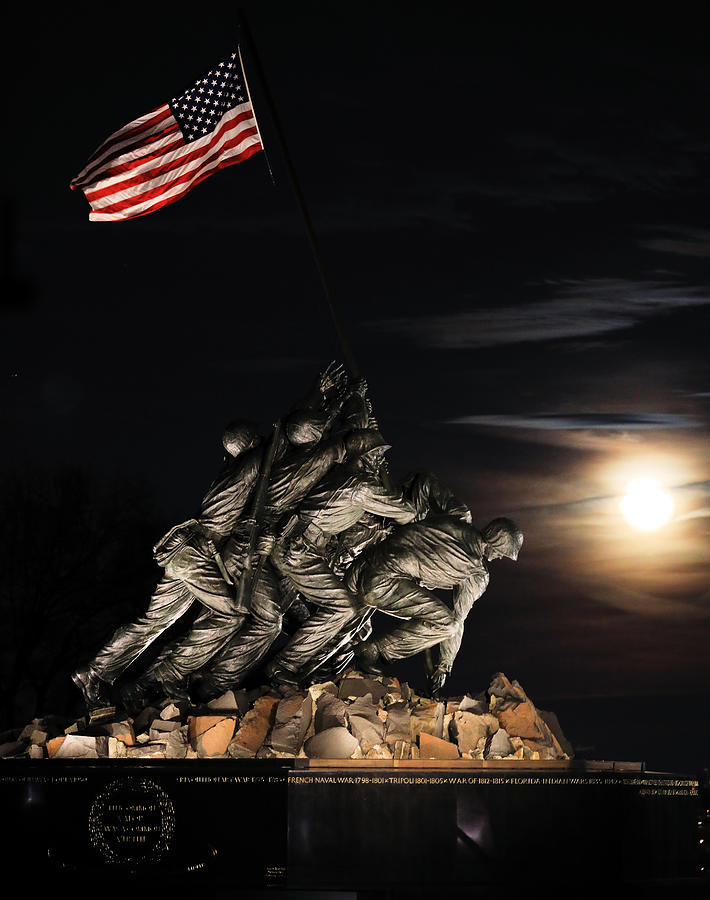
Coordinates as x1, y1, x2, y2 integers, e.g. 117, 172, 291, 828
237, 9, 399, 500
235, 10, 437, 683
236, 9, 360, 381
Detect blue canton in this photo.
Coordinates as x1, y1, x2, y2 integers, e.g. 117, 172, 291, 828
169, 51, 248, 143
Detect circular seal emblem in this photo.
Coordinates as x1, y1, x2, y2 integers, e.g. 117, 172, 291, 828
88, 777, 175, 866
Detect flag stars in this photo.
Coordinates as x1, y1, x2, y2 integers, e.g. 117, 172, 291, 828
171, 50, 248, 136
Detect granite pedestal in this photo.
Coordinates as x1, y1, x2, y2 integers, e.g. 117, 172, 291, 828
0, 759, 701, 892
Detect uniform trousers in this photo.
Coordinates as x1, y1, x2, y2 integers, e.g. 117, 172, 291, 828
91, 535, 242, 684
185, 563, 285, 693
346, 564, 456, 662
270, 530, 362, 673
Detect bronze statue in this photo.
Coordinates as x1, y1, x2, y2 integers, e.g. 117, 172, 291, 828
347, 516, 523, 694
400, 471, 472, 524
118, 377, 379, 702
290, 474, 471, 682
72, 364, 349, 710
264, 430, 416, 684
198, 508, 394, 695
70, 361, 524, 711
131, 432, 349, 702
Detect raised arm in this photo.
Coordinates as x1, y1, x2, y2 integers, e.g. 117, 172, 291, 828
361, 481, 417, 524
265, 435, 346, 516
430, 569, 489, 693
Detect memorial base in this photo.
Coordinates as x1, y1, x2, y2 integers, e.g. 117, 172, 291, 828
0, 759, 702, 893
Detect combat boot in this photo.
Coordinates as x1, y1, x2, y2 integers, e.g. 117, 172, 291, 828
145, 660, 191, 705
156, 674, 191, 705
264, 659, 301, 688
354, 641, 385, 676
72, 664, 112, 710
118, 677, 154, 716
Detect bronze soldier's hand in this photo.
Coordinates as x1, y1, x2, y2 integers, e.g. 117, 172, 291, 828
334, 438, 347, 464
256, 533, 276, 555
352, 377, 368, 398
428, 669, 448, 697
241, 516, 257, 533
319, 361, 347, 399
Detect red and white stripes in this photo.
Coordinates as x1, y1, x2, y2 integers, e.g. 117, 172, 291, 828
71, 101, 262, 221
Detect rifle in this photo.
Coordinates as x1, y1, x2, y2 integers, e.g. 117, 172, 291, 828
299, 606, 376, 681
235, 420, 283, 612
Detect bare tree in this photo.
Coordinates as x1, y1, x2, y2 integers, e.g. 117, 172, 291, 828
0, 466, 163, 726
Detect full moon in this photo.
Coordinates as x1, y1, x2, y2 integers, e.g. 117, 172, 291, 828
620, 478, 674, 531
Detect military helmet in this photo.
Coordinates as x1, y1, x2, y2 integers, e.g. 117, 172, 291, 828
285, 409, 330, 448
222, 420, 261, 458
344, 428, 391, 458
481, 517, 523, 560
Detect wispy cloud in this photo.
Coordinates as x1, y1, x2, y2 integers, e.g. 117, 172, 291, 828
461, 120, 706, 208
377, 278, 710, 348
507, 480, 710, 619
447, 412, 701, 431
570, 581, 709, 619
638, 226, 710, 258
506, 480, 710, 517
674, 507, 710, 522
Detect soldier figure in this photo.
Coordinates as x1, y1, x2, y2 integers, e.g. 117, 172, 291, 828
265, 429, 417, 684
200, 508, 395, 695
69, 358, 526, 710
400, 471, 472, 524
115, 371, 373, 704
200, 471, 472, 692
347, 516, 523, 693
292, 471, 472, 682
72, 364, 348, 710
136, 428, 350, 700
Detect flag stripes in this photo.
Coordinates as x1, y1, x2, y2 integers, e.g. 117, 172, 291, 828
71, 48, 264, 222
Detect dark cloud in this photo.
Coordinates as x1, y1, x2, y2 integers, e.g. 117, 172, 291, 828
377, 278, 710, 348
638, 226, 710, 258
447, 413, 701, 431
463, 128, 704, 208
507, 480, 710, 516
505, 479, 710, 623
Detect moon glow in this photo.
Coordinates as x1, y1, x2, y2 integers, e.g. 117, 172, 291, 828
620, 478, 674, 531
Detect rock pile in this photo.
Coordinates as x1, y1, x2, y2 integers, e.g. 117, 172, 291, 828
0, 672, 573, 762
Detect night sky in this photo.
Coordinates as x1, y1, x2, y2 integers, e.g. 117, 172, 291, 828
3, 4, 709, 772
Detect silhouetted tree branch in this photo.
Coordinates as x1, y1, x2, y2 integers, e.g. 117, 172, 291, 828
0, 466, 164, 726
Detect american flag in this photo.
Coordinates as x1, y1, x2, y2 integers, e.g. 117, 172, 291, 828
71, 49, 263, 222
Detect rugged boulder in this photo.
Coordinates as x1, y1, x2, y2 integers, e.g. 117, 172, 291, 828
3, 671, 572, 761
